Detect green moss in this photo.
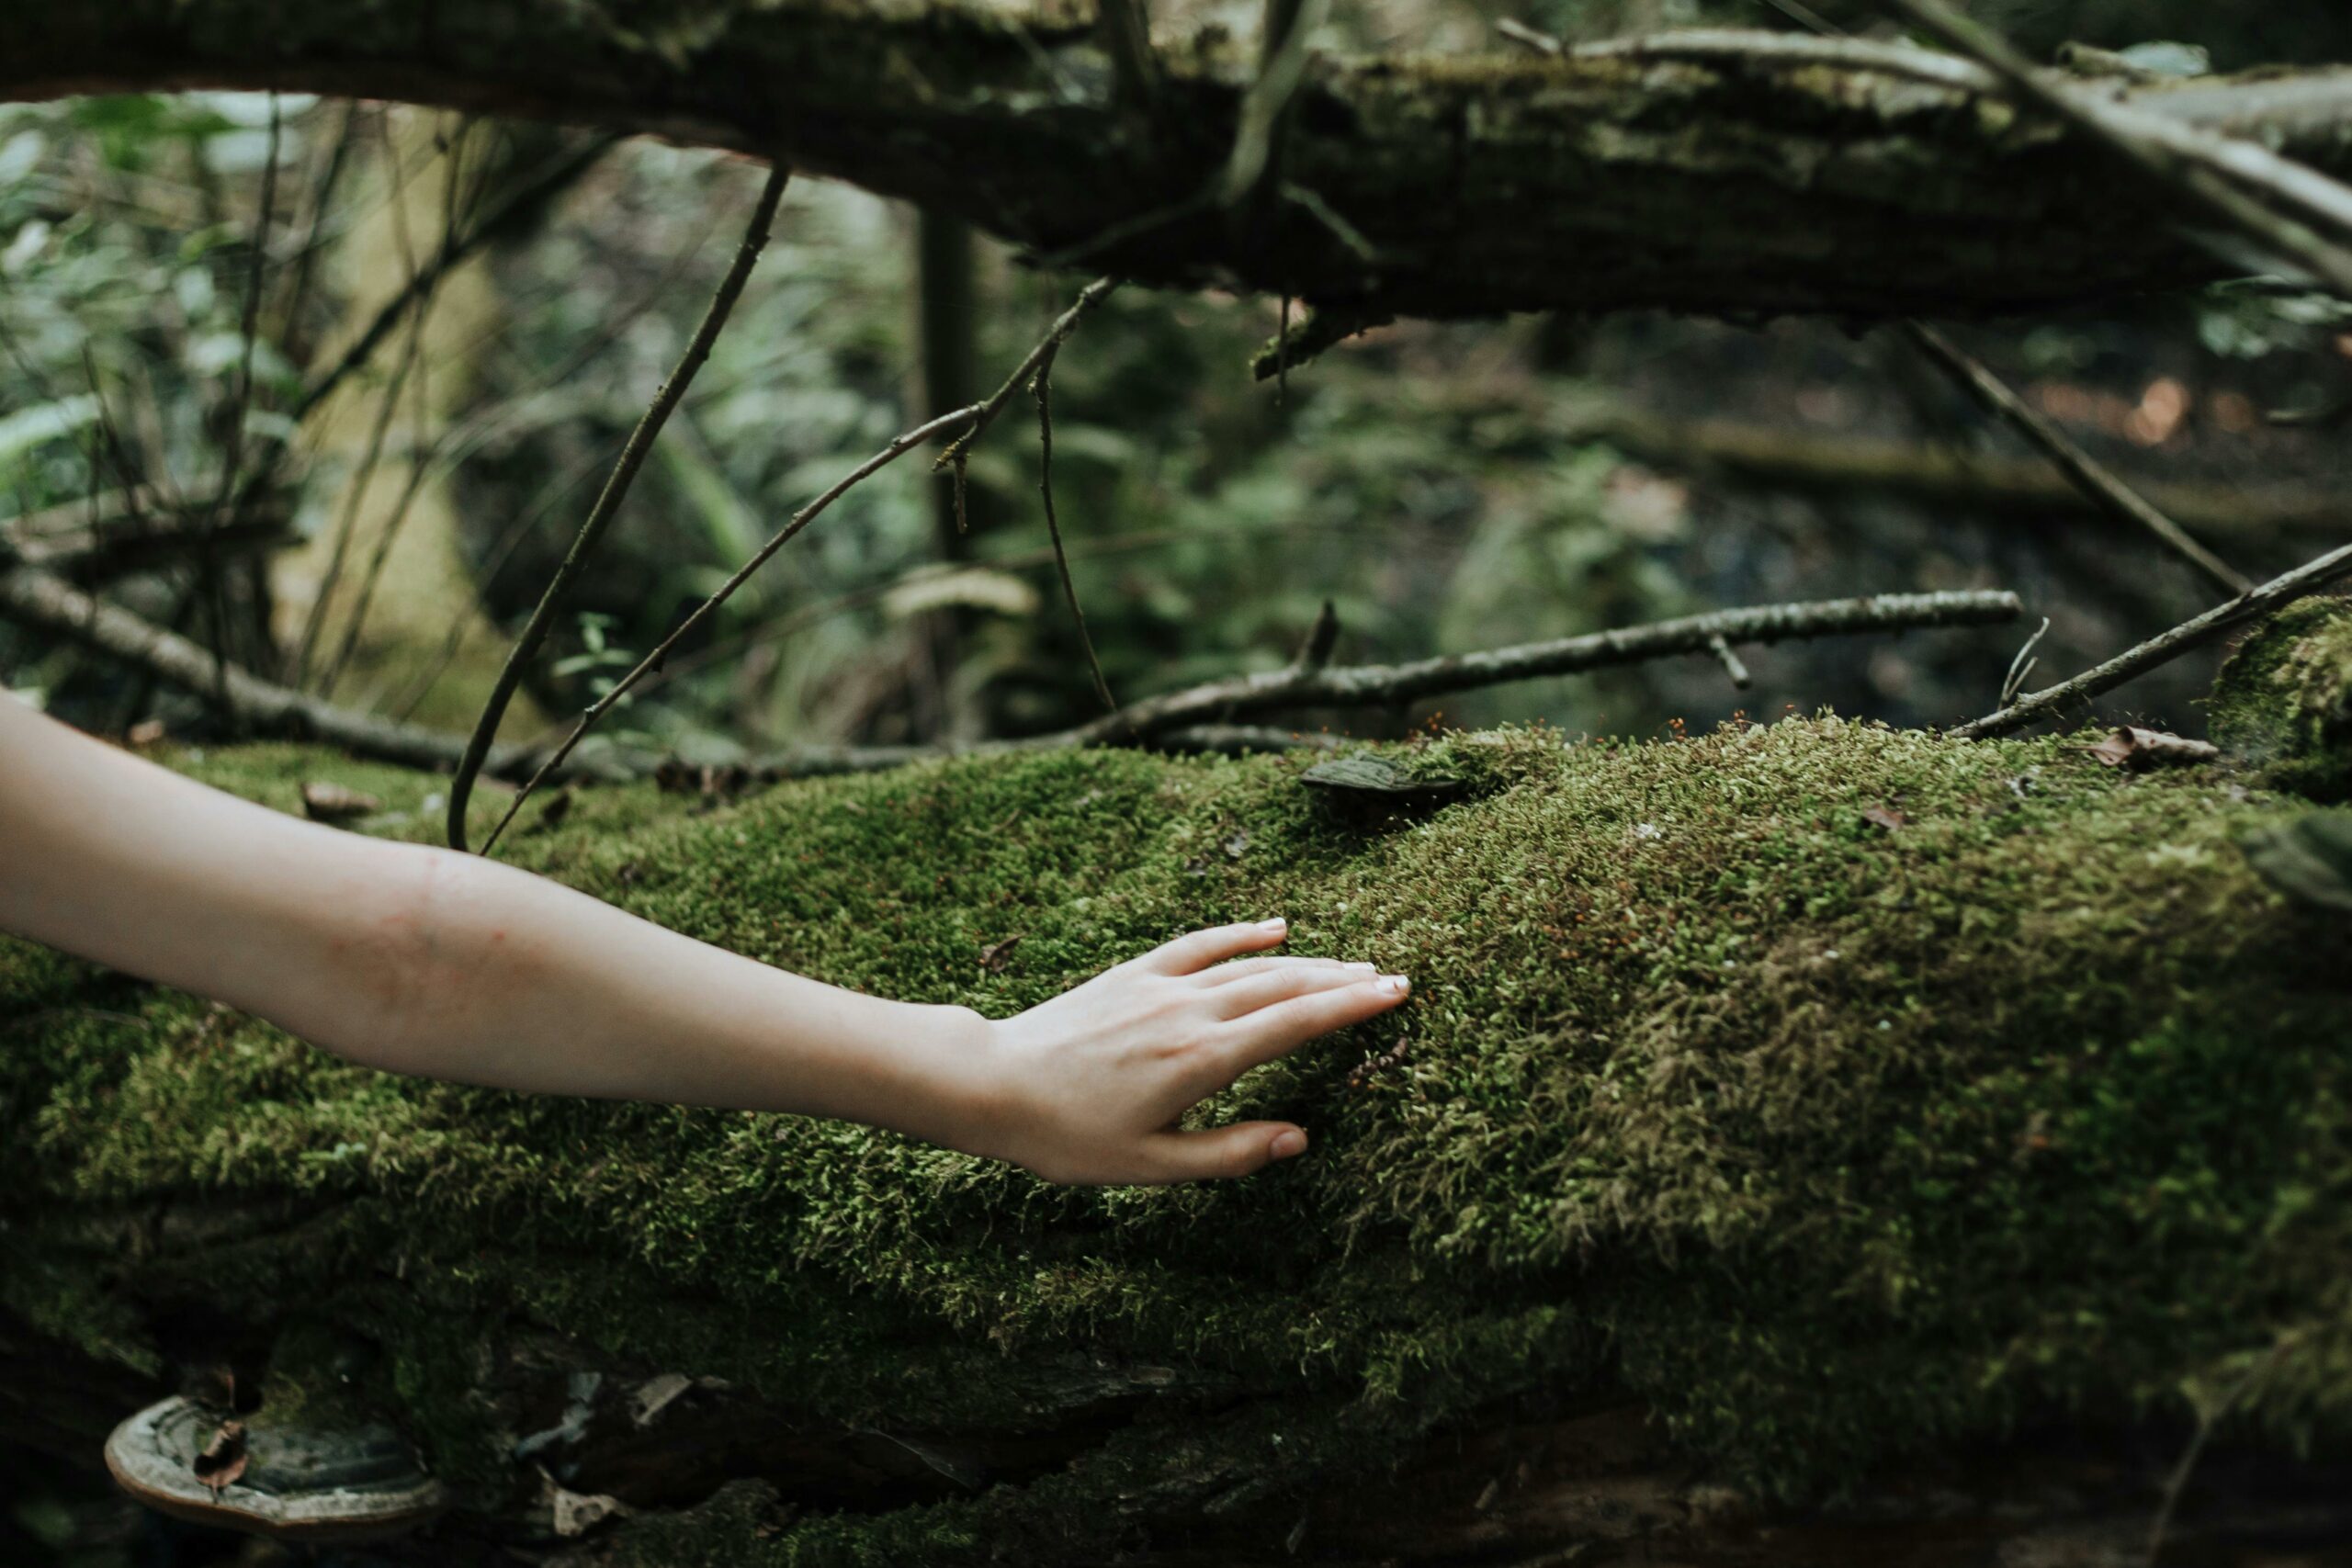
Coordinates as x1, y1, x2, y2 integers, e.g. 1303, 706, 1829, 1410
4, 716, 2349, 1559
2211, 593, 2352, 799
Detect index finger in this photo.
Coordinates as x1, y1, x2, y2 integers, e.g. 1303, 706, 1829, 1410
1136, 918, 1290, 976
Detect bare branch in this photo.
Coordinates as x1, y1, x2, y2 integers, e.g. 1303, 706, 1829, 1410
447, 165, 789, 854
933, 278, 1118, 471
0, 564, 537, 775
1033, 360, 1122, 725
1950, 546, 2352, 740
1061, 591, 2021, 745
1899, 325, 2251, 596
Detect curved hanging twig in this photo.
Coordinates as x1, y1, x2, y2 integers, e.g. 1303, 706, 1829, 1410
446, 164, 789, 852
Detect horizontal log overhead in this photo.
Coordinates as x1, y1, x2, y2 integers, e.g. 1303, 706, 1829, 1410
4, 9, 2351, 319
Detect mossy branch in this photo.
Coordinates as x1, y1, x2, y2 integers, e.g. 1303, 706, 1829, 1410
11, 11, 2352, 321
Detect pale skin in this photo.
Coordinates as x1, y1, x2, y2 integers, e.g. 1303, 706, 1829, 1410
0, 695, 1409, 1185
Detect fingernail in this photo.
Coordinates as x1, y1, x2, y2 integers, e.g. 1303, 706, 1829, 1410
1270, 1129, 1307, 1160
1380, 975, 1410, 995
1259, 917, 1287, 933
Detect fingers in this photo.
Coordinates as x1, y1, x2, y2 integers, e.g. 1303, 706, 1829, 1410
1138, 917, 1291, 976
1206, 963, 1382, 1021
1142, 1121, 1309, 1183
1221, 975, 1409, 1070
1197, 955, 1372, 988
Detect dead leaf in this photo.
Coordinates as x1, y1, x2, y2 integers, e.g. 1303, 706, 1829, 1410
2085, 727, 2220, 771
1862, 805, 1907, 830
300, 782, 382, 825
979, 934, 1023, 972
191, 1418, 247, 1495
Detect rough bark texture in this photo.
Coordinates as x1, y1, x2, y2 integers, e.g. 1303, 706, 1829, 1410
6, 10, 2352, 320
5, 604, 2352, 1564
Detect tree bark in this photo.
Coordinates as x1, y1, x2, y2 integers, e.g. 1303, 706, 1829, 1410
5, 11, 2352, 320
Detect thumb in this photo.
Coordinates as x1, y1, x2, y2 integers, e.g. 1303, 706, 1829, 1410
1145, 1122, 1309, 1184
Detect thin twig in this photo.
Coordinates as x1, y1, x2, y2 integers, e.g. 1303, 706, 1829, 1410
1999, 616, 2050, 706
1066, 591, 2020, 745
933, 277, 1118, 471
1494, 18, 1563, 55
389, 445, 616, 722
447, 165, 789, 853
2144, 1344, 2286, 1568
1705, 632, 1754, 690
1883, 0, 2352, 298
1033, 360, 1122, 724
477, 403, 981, 852
1951, 543, 2352, 739
1902, 322, 2250, 595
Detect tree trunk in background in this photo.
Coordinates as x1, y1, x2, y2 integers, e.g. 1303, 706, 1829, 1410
7, 8, 2352, 322
270, 110, 537, 732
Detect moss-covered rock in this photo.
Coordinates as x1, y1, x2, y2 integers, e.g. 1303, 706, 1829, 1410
4, 716, 2350, 1562
2211, 593, 2352, 800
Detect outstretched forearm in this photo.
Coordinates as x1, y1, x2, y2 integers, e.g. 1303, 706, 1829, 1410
1, 695, 1409, 1183
0, 696, 991, 1142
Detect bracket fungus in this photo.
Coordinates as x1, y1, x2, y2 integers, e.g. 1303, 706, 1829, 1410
105, 1393, 447, 1543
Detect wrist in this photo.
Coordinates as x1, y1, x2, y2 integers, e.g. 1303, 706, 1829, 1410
894, 1002, 1015, 1160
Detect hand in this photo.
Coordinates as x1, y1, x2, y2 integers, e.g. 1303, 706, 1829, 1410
968, 918, 1409, 1186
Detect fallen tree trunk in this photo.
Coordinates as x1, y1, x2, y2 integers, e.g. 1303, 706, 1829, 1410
4, 603, 2351, 1564
5, 11, 2352, 320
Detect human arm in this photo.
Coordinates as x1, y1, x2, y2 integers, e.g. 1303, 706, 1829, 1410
0, 695, 1408, 1184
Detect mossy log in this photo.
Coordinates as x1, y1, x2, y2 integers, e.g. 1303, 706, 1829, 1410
6, 607, 2352, 1564
6, 11, 2352, 321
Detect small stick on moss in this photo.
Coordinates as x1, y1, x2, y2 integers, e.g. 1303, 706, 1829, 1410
1706, 632, 1753, 690
1902, 323, 2250, 596
1999, 616, 2050, 707
1951, 542, 2352, 739
1063, 590, 2021, 745
1033, 359, 1123, 727
448, 164, 788, 854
